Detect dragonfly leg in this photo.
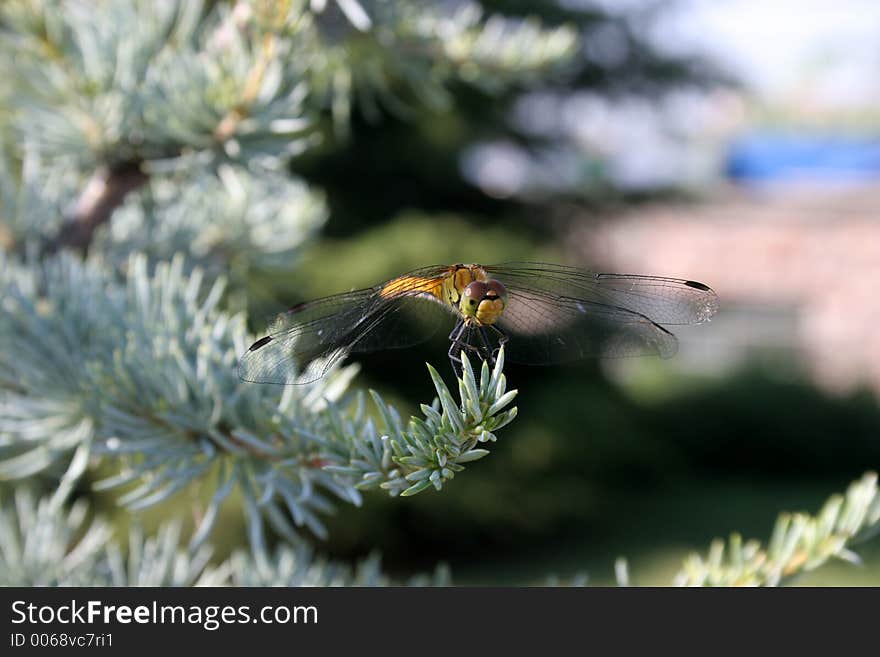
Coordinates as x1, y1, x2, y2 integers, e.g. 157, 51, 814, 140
477, 327, 497, 369
487, 325, 508, 362
448, 320, 467, 378
448, 321, 485, 377
448, 349, 462, 378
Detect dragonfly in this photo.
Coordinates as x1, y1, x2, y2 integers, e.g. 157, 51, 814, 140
238, 262, 718, 384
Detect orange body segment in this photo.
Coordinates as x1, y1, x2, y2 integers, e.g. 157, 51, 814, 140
379, 274, 445, 300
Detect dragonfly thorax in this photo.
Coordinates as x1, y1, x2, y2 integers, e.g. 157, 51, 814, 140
459, 279, 507, 326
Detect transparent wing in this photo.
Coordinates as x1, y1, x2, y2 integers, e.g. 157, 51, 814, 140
496, 284, 678, 365
238, 266, 456, 385
483, 262, 718, 326
480, 261, 718, 364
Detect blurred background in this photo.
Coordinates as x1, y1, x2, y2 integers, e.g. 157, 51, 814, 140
255, 0, 880, 584
4, 0, 879, 585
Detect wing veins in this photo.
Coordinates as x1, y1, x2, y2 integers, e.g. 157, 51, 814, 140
485, 262, 717, 325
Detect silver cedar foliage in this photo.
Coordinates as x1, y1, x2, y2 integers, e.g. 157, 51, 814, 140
227, 546, 451, 586
297, 0, 579, 127
95, 163, 328, 272
0, 490, 445, 586
0, 0, 576, 166
100, 522, 226, 587
0, 489, 113, 586
0, 142, 84, 247
0, 0, 207, 163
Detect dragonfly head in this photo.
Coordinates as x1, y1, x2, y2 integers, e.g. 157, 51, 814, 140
460, 279, 507, 325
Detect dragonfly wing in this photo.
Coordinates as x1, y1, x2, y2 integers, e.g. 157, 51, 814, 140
484, 262, 718, 325
239, 266, 456, 384
347, 295, 454, 354
238, 288, 376, 385
496, 285, 678, 365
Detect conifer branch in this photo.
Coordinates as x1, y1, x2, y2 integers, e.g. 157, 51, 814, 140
323, 350, 517, 497
44, 161, 148, 255
674, 472, 880, 586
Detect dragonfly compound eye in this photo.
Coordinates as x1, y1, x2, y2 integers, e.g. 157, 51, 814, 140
486, 279, 507, 300
460, 281, 489, 316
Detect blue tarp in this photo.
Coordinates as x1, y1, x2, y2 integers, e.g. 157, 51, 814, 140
725, 132, 880, 182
